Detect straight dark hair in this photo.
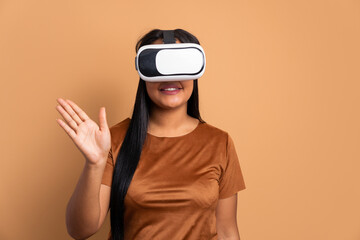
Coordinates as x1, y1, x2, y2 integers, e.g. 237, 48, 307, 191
109, 29, 205, 240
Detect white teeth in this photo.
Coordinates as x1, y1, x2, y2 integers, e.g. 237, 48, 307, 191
162, 88, 179, 91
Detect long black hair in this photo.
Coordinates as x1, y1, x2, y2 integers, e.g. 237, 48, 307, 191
109, 29, 205, 240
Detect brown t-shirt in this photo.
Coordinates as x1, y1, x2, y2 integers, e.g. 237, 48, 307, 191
101, 117, 246, 240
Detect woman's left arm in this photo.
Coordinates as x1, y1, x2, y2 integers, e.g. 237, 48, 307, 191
216, 193, 241, 240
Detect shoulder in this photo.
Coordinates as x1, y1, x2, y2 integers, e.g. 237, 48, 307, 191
110, 117, 131, 132
197, 121, 231, 145
199, 121, 229, 138
109, 117, 131, 145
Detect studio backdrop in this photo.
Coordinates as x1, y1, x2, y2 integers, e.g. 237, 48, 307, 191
0, 0, 359, 239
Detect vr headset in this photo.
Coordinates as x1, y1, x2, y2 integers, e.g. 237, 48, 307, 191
135, 30, 206, 82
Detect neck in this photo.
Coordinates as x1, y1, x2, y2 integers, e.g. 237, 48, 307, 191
149, 102, 188, 128
148, 103, 198, 136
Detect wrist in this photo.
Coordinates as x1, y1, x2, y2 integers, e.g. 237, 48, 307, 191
84, 159, 106, 171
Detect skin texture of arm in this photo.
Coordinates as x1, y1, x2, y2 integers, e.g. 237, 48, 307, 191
216, 193, 241, 240
97, 184, 111, 230
55, 97, 112, 239
65, 163, 111, 239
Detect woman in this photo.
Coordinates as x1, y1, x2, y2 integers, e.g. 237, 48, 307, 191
56, 29, 246, 240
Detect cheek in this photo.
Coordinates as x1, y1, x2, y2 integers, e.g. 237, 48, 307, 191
183, 81, 194, 97
145, 83, 159, 98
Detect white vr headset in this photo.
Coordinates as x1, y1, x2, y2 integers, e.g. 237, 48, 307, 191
135, 30, 206, 82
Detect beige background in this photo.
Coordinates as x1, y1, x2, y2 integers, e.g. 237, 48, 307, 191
1, 0, 359, 239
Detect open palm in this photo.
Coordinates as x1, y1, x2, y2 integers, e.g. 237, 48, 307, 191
55, 98, 111, 165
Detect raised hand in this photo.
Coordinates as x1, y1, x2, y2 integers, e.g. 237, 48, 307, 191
55, 98, 111, 166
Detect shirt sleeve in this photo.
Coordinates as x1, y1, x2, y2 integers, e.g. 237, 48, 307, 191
101, 146, 114, 187
218, 133, 246, 199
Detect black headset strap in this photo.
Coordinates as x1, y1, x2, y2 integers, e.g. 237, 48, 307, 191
163, 30, 176, 44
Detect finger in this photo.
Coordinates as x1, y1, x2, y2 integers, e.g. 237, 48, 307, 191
65, 99, 90, 122
99, 107, 108, 131
56, 98, 83, 125
56, 104, 78, 132
56, 118, 77, 140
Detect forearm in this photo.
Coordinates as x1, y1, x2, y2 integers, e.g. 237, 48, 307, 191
217, 224, 241, 240
218, 234, 240, 240
218, 236, 240, 240
66, 160, 106, 239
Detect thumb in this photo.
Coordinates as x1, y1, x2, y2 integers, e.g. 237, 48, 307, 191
99, 107, 109, 131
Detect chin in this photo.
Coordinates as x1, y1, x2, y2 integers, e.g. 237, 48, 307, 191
161, 104, 183, 110
158, 101, 186, 110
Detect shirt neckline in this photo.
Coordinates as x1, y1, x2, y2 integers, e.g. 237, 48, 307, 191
146, 121, 204, 139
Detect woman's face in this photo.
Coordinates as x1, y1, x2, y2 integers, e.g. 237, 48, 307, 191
145, 38, 194, 110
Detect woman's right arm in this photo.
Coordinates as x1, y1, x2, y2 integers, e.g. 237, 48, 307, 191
55, 98, 112, 239
65, 160, 111, 239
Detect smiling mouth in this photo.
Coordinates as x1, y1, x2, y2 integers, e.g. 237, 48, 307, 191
160, 87, 182, 91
